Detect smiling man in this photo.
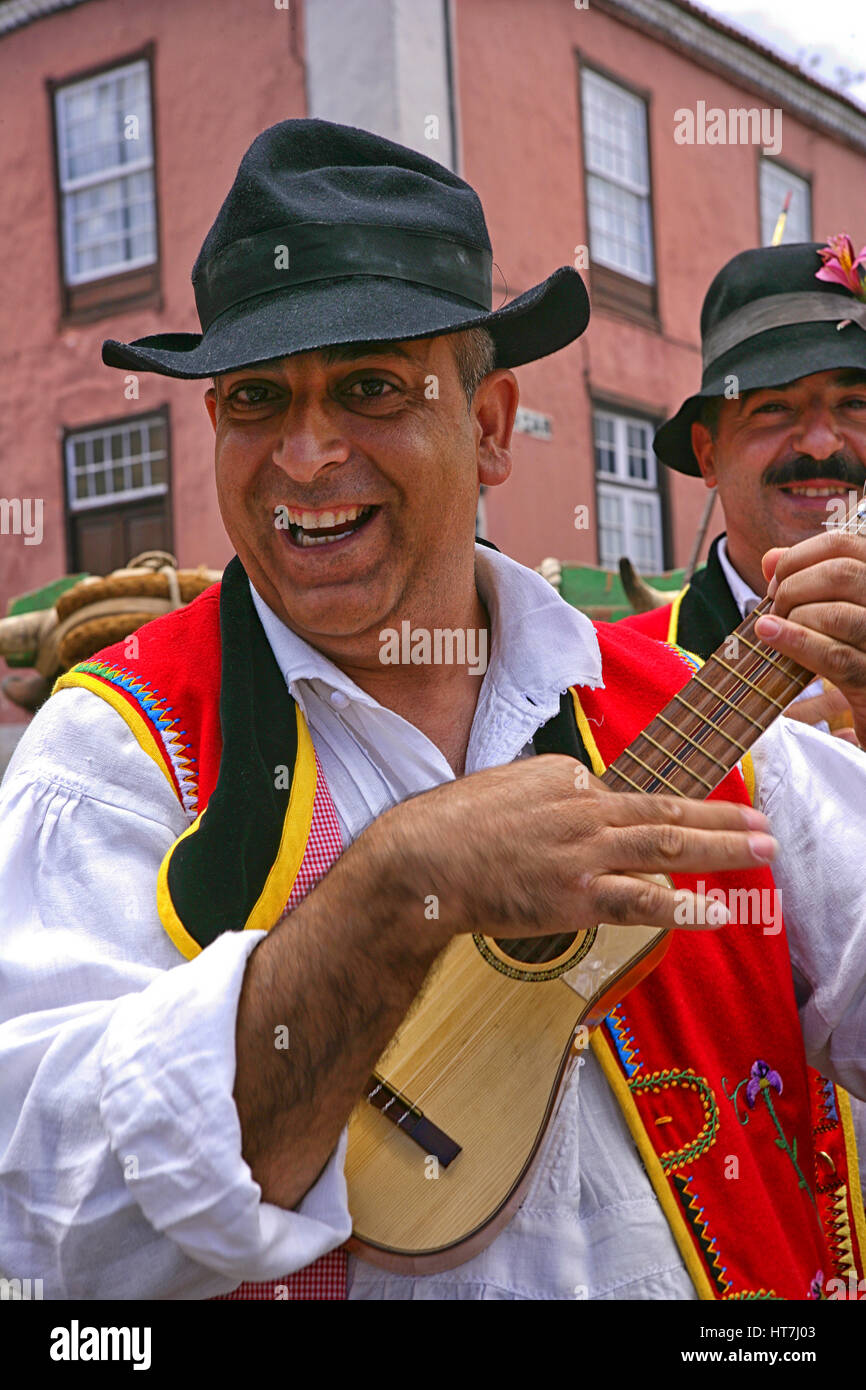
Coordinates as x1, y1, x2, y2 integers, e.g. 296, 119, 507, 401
3, 122, 866, 1303
204, 334, 502, 769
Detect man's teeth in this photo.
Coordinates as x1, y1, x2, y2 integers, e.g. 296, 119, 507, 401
287, 505, 368, 529
285, 503, 373, 547
783, 486, 848, 497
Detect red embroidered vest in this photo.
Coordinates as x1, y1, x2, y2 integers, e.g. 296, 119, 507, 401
55, 583, 866, 1299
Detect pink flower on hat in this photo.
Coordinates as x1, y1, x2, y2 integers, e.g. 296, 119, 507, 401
816, 234, 866, 300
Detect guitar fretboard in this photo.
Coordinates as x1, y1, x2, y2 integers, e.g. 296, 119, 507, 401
604, 596, 813, 799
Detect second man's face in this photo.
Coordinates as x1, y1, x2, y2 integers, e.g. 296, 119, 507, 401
691, 368, 866, 592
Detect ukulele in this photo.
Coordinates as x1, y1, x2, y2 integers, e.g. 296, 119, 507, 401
345, 496, 866, 1274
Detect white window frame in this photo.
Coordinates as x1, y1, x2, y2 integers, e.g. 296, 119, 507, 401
66, 415, 169, 513
581, 68, 655, 285
55, 58, 157, 286
594, 408, 664, 572
759, 159, 812, 246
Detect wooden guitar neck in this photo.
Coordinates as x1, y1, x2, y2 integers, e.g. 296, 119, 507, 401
603, 594, 813, 800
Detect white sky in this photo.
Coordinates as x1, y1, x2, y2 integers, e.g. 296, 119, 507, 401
692, 0, 866, 108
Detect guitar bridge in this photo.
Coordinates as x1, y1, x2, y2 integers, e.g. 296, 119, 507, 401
365, 1073, 461, 1168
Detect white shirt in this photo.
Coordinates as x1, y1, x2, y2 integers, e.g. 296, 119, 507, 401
716, 534, 762, 619
1, 544, 865, 1300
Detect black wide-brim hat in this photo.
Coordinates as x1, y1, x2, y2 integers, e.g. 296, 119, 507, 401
102, 119, 589, 377
655, 242, 866, 475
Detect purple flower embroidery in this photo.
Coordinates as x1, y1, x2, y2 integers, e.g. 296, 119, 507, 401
745, 1060, 783, 1109
723, 1059, 814, 1207
808, 1270, 824, 1301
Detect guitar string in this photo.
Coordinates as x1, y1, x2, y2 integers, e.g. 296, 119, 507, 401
373, 510, 866, 1117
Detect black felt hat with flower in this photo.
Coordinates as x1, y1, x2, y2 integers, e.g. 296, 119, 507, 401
655, 238, 866, 476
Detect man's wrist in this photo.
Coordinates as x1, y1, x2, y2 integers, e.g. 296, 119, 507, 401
341, 807, 455, 957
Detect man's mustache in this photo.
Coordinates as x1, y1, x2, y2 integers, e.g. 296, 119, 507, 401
763, 454, 866, 489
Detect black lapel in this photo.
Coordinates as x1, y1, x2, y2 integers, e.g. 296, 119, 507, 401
165, 555, 301, 949
674, 534, 743, 660
532, 691, 593, 771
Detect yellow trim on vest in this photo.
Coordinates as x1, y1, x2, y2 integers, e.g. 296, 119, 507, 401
838, 1088, 866, 1263
591, 1029, 717, 1300
573, 681, 718, 1300
740, 752, 756, 805
156, 814, 208, 960
667, 586, 689, 646
155, 704, 319, 960
244, 704, 318, 934
53, 670, 176, 794
570, 689, 606, 777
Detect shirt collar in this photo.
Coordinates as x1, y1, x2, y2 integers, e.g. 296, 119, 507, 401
715, 534, 761, 619
249, 543, 604, 720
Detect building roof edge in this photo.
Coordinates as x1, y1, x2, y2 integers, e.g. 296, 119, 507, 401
596, 0, 866, 152
0, 0, 90, 39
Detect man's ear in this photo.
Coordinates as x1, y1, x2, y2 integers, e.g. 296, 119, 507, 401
474, 369, 519, 489
204, 385, 218, 432
691, 419, 719, 489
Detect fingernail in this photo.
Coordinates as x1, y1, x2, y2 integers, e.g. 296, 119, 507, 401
740, 806, 769, 830
748, 832, 777, 862
767, 573, 779, 598
755, 615, 781, 638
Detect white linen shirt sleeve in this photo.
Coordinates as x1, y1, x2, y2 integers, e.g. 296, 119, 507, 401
750, 716, 866, 1101
0, 687, 350, 1300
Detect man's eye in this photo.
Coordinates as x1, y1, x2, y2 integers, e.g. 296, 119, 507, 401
345, 377, 398, 399
229, 384, 276, 405
753, 401, 789, 415
842, 396, 866, 409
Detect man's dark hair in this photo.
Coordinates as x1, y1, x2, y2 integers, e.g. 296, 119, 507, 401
211, 326, 497, 409
699, 395, 724, 437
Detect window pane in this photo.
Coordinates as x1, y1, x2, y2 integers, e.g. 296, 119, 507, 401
596, 411, 663, 571
627, 493, 663, 572
58, 62, 152, 183
65, 171, 156, 281
66, 417, 169, 512
626, 422, 651, 480
586, 174, 653, 282
594, 414, 617, 473
760, 161, 811, 245
56, 61, 156, 284
582, 70, 649, 193
597, 487, 626, 568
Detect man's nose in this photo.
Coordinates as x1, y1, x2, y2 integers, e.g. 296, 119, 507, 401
790, 402, 845, 460
271, 395, 351, 482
